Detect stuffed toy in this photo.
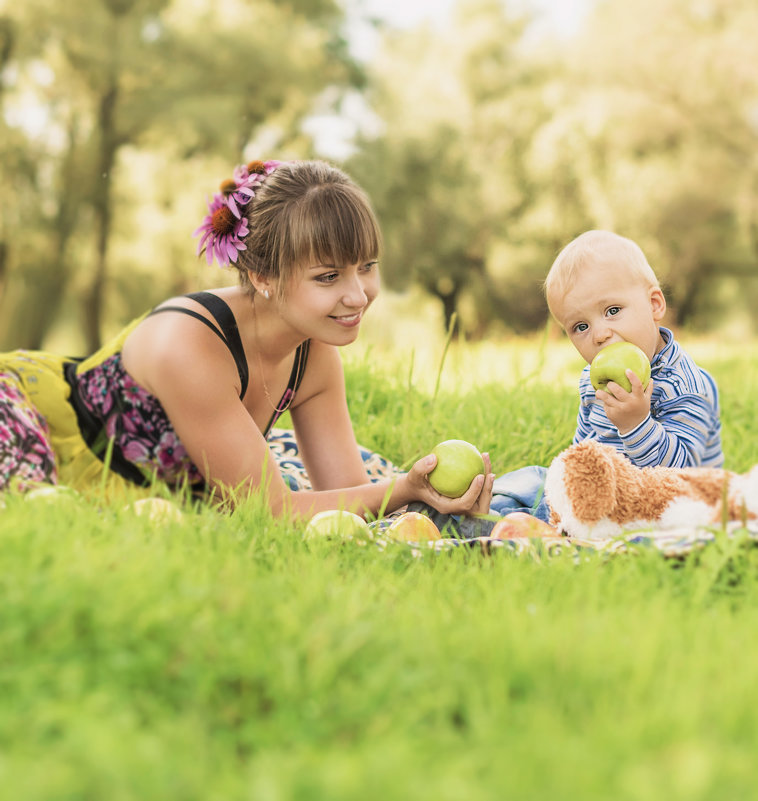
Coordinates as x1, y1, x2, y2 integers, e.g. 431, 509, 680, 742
544, 440, 758, 540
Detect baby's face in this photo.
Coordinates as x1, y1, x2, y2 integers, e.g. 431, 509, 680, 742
551, 261, 666, 364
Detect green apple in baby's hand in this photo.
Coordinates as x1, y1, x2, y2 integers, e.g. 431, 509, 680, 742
590, 342, 651, 393
428, 439, 485, 498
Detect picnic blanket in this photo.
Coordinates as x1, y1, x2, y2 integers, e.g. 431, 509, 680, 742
268, 429, 758, 561
367, 514, 758, 560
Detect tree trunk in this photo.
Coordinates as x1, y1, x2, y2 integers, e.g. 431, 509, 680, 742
82, 82, 119, 353
0, 119, 82, 350
670, 261, 708, 327
437, 289, 460, 338
0, 240, 6, 293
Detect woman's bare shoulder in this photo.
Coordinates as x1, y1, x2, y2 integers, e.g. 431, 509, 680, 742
122, 291, 242, 398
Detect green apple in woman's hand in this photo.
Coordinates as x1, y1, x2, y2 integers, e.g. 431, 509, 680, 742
428, 439, 485, 498
590, 342, 651, 393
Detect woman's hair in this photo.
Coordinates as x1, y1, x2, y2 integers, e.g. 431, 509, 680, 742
544, 230, 660, 316
234, 160, 382, 296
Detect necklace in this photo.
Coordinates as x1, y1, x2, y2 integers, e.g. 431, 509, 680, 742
253, 301, 294, 415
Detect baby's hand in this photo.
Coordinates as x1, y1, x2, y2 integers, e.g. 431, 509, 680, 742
596, 370, 654, 434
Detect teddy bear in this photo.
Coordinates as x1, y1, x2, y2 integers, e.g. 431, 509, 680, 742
543, 439, 758, 540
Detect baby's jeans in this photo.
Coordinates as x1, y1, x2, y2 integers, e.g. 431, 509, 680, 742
403, 465, 551, 539
490, 465, 550, 522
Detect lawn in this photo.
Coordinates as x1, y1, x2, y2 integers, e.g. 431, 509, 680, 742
1, 330, 757, 800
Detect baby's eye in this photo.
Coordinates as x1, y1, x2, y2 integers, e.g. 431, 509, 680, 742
606, 306, 621, 317
573, 322, 589, 333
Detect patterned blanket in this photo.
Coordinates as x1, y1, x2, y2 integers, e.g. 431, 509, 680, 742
268, 429, 758, 560
369, 517, 758, 560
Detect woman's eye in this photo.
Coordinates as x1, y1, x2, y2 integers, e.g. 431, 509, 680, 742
317, 272, 339, 284
362, 260, 378, 272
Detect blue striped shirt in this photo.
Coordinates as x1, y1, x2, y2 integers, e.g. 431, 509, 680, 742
574, 327, 723, 468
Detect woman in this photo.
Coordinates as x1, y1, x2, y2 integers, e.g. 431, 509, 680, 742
0, 159, 493, 520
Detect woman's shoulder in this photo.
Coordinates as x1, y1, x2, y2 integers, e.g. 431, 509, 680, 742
130, 287, 245, 339
289, 339, 344, 405
122, 291, 247, 397
149, 287, 240, 313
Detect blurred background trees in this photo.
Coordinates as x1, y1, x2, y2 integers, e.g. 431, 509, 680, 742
1, 0, 756, 349
0, 0, 358, 350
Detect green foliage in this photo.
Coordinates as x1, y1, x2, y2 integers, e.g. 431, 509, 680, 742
350, 0, 758, 336
1, 341, 757, 798
0, 0, 361, 349
3, 0, 758, 345
348, 0, 552, 337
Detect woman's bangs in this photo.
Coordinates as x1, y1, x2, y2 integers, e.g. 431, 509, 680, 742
290, 189, 380, 269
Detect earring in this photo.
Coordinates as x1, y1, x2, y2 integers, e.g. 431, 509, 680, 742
263, 290, 270, 299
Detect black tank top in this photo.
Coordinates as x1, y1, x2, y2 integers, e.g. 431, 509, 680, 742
150, 292, 310, 434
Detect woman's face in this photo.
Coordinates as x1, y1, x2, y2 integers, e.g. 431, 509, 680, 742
276, 258, 381, 346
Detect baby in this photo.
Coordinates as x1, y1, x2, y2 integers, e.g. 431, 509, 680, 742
491, 229, 723, 520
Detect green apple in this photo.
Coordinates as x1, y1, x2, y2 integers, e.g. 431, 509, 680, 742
304, 509, 370, 541
127, 497, 183, 523
491, 512, 559, 540
428, 439, 485, 498
590, 342, 651, 393
387, 511, 441, 542
24, 484, 78, 504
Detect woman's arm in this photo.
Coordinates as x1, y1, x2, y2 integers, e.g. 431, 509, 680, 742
289, 342, 494, 518
288, 341, 371, 491
167, 361, 489, 518
124, 314, 492, 519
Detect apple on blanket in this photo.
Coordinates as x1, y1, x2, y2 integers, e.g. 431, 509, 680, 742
544, 439, 758, 540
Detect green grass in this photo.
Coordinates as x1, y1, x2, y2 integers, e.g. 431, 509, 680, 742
1, 335, 757, 800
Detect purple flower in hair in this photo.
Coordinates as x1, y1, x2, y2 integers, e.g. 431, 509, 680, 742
193, 192, 250, 267
236, 159, 283, 181
193, 159, 284, 268
227, 159, 284, 217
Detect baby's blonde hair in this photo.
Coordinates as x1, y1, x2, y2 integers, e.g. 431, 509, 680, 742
544, 230, 660, 318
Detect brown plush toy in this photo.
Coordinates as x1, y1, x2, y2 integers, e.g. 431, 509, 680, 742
543, 440, 758, 540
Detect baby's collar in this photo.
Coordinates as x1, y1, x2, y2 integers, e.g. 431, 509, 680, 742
651, 326, 674, 369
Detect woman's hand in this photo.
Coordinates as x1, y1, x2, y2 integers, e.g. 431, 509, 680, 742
404, 451, 495, 516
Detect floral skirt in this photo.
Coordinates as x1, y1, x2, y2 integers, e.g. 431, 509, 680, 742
0, 350, 117, 495
0, 350, 399, 497
0, 370, 58, 491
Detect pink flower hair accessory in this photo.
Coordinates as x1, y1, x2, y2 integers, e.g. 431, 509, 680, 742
193, 159, 283, 268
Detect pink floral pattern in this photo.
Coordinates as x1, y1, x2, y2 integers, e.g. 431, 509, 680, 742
74, 354, 203, 485
0, 374, 58, 490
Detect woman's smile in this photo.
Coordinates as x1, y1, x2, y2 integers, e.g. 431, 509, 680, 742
329, 311, 363, 328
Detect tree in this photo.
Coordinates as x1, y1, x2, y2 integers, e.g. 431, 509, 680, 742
0, 0, 360, 350
349, 0, 545, 336
350, 0, 758, 335
529, 0, 758, 327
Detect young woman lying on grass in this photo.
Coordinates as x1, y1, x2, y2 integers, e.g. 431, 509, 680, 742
0, 159, 494, 520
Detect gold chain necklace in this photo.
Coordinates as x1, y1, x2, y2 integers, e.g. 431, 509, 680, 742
252, 301, 294, 415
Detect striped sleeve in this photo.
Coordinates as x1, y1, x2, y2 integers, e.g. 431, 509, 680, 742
572, 329, 723, 468
573, 375, 595, 445
619, 392, 722, 467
